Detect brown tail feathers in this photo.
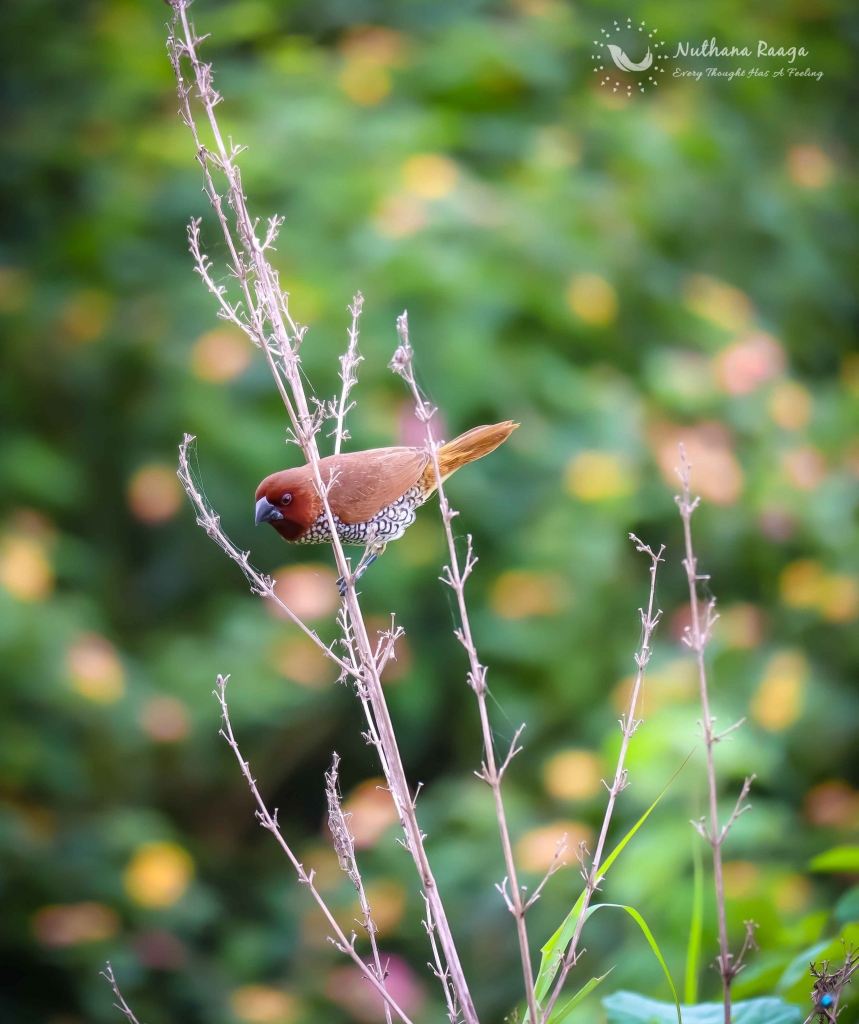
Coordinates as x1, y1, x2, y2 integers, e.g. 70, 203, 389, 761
428, 421, 518, 485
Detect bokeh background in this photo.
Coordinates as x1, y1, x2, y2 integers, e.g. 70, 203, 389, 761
2, 0, 858, 1021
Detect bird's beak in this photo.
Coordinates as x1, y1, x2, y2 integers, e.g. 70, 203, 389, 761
255, 496, 283, 525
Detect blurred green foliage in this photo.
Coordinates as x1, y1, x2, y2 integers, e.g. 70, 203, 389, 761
1, 0, 858, 1022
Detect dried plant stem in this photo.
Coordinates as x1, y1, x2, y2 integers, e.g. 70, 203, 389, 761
424, 894, 462, 1024
101, 963, 143, 1024
540, 536, 664, 1024
326, 753, 392, 1024
333, 293, 364, 454
804, 945, 859, 1024
676, 448, 755, 1024
216, 676, 413, 1024
168, 7, 476, 1019
389, 314, 539, 1024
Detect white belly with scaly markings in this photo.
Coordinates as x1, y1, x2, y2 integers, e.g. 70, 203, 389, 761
296, 484, 426, 546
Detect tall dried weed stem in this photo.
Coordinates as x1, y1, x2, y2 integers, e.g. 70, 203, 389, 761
677, 449, 757, 1024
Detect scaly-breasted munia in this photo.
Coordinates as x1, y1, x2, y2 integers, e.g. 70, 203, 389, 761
255, 421, 517, 589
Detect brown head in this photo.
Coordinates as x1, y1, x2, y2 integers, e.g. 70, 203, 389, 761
254, 467, 321, 541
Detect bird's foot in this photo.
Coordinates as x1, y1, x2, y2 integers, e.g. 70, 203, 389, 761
337, 547, 384, 597
354, 552, 378, 582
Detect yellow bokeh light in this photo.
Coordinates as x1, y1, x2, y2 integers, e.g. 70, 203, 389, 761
722, 861, 760, 899
772, 874, 812, 915
231, 985, 298, 1024
32, 902, 119, 948
401, 153, 458, 199
373, 193, 428, 239
490, 570, 563, 620
339, 26, 407, 66
685, 275, 751, 333
516, 821, 592, 873
124, 842, 194, 908
128, 464, 183, 524
337, 27, 405, 108
818, 575, 859, 623
361, 879, 406, 936
780, 561, 859, 623
751, 650, 807, 732
270, 564, 339, 621
67, 634, 125, 703
339, 61, 391, 104
58, 289, 113, 345
718, 603, 765, 650
565, 450, 633, 502
0, 533, 54, 602
787, 144, 833, 190
543, 749, 603, 801
769, 380, 812, 431
270, 635, 335, 689
300, 846, 343, 893
566, 273, 618, 326
780, 559, 826, 610
342, 779, 399, 849
191, 327, 252, 383
612, 658, 697, 715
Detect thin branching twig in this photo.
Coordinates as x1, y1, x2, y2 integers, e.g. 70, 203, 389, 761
101, 963, 144, 1024
390, 313, 541, 1024
216, 676, 413, 1024
326, 752, 392, 1024
676, 446, 756, 1024
539, 536, 664, 1024
333, 293, 364, 454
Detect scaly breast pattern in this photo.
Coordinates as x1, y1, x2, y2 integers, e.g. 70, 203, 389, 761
295, 483, 426, 546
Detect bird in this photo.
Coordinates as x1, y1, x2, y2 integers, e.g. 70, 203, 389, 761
255, 421, 518, 593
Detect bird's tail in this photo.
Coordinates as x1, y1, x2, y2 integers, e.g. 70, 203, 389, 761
432, 421, 518, 483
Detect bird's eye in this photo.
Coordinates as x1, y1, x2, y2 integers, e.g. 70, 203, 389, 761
281, 493, 292, 506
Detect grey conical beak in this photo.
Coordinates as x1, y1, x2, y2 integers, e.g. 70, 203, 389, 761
255, 496, 283, 525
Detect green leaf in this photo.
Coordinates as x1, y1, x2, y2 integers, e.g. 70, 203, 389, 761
549, 969, 613, 1024
603, 992, 801, 1023
585, 905, 681, 1024
535, 892, 587, 1006
809, 845, 859, 872
777, 940, 830, 994
685, 836, 704, 1005
534, 752, 694, 1007
835, 884, 859, 924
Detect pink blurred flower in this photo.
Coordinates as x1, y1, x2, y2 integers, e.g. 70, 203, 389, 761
326, 954, 426, 1022
713, 332, 786, 396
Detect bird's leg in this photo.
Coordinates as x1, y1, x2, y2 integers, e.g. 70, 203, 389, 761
338, 543, 386, 596
356, 542, 386, 580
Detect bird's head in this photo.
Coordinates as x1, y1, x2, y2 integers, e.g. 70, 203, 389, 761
254, 468, 319, 540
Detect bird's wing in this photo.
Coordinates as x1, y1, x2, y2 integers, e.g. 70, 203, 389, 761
320, 448, 429, 525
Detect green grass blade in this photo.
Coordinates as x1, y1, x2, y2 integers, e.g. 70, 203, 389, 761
533, 752, 693, 1007
586, 904, 682, 1024
684, 836, 703, 1005
549, 969, 613, 1024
